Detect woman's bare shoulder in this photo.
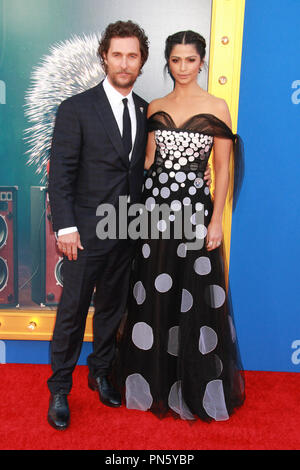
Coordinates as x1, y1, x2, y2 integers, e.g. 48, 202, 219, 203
204, 93, 232, 127
147, 95, 172, 117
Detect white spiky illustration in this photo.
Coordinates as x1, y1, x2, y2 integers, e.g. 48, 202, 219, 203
24, 33, 105, 182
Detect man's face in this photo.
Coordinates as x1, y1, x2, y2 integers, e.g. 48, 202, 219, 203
104, 36, 142, 93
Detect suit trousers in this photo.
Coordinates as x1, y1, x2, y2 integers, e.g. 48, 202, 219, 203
47, 240, 133, 395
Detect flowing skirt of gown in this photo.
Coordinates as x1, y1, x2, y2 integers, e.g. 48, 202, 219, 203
112, 112, 245, 421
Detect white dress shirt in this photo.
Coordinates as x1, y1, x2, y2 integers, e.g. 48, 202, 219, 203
103, 76, 137, 153
58, 77, 137, 237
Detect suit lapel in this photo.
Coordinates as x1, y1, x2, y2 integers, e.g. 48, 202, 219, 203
93, 81, 128, 166
130, 94, 146, 166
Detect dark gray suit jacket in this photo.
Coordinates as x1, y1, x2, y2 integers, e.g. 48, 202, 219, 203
48, 80, 148, 251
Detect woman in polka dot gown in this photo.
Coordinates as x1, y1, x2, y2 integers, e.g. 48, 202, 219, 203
113, 31, 245, 421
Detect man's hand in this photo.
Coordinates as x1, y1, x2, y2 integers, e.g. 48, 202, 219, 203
57, 231, 84, 261
204, 164, 212, 187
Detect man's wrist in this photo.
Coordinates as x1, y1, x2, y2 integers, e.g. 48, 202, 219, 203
57, 226, 78, 237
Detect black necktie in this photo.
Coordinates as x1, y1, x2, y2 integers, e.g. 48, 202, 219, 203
122, 98, 132, 158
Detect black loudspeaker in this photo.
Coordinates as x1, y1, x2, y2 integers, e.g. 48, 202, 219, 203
0, 186, 18, 307
30, 186, 63, 306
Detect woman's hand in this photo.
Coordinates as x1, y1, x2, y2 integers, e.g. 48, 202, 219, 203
206, 220, 222, 251
204, 164, 212, 187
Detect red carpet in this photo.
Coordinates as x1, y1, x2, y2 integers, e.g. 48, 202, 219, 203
0, 364, 299, 450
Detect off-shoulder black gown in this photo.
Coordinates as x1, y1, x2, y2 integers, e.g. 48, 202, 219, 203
113, 112, 245, 421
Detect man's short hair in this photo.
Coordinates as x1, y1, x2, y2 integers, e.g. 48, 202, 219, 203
98, 20, 149, 73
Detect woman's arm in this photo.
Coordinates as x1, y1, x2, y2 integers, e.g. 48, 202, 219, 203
206, 99, 232, 251
144, 133, 156, 170
144, 101, 158, 170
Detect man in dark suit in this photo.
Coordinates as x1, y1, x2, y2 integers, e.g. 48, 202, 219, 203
47, 21, 150, 430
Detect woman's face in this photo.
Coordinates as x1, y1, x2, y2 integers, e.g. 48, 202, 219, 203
168, 43, 203, 86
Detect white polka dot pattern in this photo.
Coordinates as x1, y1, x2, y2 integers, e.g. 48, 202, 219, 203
154, 130, 214, 174
199, 326, 218, 354
167, 326, 179, 356
142, 243, 150, 258
180, 289, 193, 312
132, 322, 153, 350
155, 273, 173, 293
194, 256, 211, 275
126, 373, 153, 411
177, 243, 187, 258
133, 281, 146, 305
202, 380, 229, 421
204, 285, 226, 308
168, 381, 195, 420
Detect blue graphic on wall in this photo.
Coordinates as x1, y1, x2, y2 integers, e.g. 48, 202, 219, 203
0, 80, 5, 104
0, 340, 6, 363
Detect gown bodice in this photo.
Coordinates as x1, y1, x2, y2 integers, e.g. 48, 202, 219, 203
154, 124, 214, 174
148, 111, 244, 209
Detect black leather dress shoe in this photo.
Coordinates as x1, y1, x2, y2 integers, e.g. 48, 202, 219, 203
88, 375, 121, 408
47, 393, 70, 430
